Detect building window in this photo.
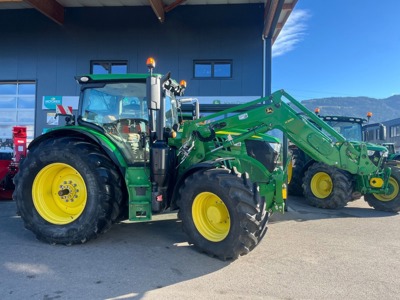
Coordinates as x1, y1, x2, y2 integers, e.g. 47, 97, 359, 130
0, 81, 36, 145
390, 125, 400, 137
375, 128, 380, 139
91, 60, 128, 74
194, 60, 232, 78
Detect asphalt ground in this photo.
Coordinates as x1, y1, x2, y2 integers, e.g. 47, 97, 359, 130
1, 196, 399, 300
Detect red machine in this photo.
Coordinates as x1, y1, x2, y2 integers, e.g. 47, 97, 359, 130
0, 126, 27, 200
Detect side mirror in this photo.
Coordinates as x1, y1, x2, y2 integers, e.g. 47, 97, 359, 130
146, 76, 161, 110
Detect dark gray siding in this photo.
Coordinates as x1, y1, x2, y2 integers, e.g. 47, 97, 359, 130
364, 118, 400, 151
383, 118, 400, 150
0, 4, 267, 137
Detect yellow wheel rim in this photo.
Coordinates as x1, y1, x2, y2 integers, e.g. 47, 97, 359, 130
192, 192, 230, 242
32, 163, 87, 225
310, 172, 333, 199
373, 176, 399, 202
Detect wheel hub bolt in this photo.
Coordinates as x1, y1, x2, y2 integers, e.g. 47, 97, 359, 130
58, 189, 70, 196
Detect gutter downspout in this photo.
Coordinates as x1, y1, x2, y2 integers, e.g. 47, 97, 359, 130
262, 37, 266, 98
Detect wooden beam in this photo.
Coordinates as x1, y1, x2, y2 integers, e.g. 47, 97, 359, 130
23, 0, 64, 25
164, 0, 186, 13
272, 0, 298, 44
262, 0, 279, 39
148, 0, 165, 23
263, 0, 271, 19
275, 22, 283, 30
282, 3, 295, 10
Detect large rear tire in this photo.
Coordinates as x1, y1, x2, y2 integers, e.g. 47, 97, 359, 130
364, 167, 400, 212
14, 136, 123, 244
303, 162, 353, 209
177, 168, 268, 260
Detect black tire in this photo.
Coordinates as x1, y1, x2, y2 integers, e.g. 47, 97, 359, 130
364, 166, 400, 212
288, 148, 306, 196
13, 136, 123, 244
386, 159, 400, 168
302, 162, 353, 209
3, 172, 15, 190
177, 168, 268, 260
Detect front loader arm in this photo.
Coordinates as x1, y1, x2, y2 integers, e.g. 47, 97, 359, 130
184, 90, 384, 176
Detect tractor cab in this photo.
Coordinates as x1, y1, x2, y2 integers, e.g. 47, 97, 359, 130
76, 73, 182, 165
320, 116, 366, 142
78, 79, 150, 164
313, 108, 371, 142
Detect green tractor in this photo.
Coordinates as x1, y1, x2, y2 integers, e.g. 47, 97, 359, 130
288, 112, 400, 211
14, 59, 400, 260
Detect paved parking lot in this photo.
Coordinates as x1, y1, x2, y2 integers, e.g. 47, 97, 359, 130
1, 196, 400, 300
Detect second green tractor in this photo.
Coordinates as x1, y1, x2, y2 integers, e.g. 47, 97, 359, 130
288, 112, 400, 211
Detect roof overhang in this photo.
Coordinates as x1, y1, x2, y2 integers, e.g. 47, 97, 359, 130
263, 0, 298, 43
0, 0, 297, 43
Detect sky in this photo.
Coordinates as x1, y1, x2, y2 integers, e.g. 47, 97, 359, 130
271, 0, 400, 101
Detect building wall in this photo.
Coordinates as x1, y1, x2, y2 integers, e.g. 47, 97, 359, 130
383, 118, 400, 151
364, 118, 400, 151
0, 4, 266, 139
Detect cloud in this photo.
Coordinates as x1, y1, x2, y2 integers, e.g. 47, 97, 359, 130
272, 9, 310, 58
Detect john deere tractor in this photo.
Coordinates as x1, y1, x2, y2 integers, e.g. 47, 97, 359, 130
288, 112, 400, 211
14, 58, 400, 260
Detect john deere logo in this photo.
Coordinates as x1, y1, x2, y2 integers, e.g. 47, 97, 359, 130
213, 99, 221, 104
43, 96, 62, 109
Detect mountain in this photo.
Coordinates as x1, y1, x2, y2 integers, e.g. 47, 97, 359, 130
300, 95, 400, 123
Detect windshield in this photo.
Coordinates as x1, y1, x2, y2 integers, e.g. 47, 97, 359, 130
81, 82, 148, 125
80, 82, 150, 165
326, 121, 362, 142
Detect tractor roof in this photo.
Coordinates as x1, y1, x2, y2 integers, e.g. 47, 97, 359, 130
320, 115, 368, 124
75, 73, 161, 84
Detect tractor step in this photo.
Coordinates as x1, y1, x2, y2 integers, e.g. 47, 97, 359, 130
127, 184, 152, 221
129, 201, 152, 221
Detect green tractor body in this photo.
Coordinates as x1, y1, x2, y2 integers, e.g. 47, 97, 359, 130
289, 114, 400, 210
14, 63, 400, 260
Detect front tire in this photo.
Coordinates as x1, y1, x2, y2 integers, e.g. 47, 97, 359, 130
303, 162, 353, 209
14, 136, 123, 244
364, 167, 400, 212
177, 168, 268, 260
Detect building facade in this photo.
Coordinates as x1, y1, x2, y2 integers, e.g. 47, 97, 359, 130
384, 118, 400, 149
364, 117, 400, 152
0, 3, 282, 145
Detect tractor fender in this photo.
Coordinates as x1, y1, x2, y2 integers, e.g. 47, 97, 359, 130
169, 157, 235, 210
28, 128, 127, 175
